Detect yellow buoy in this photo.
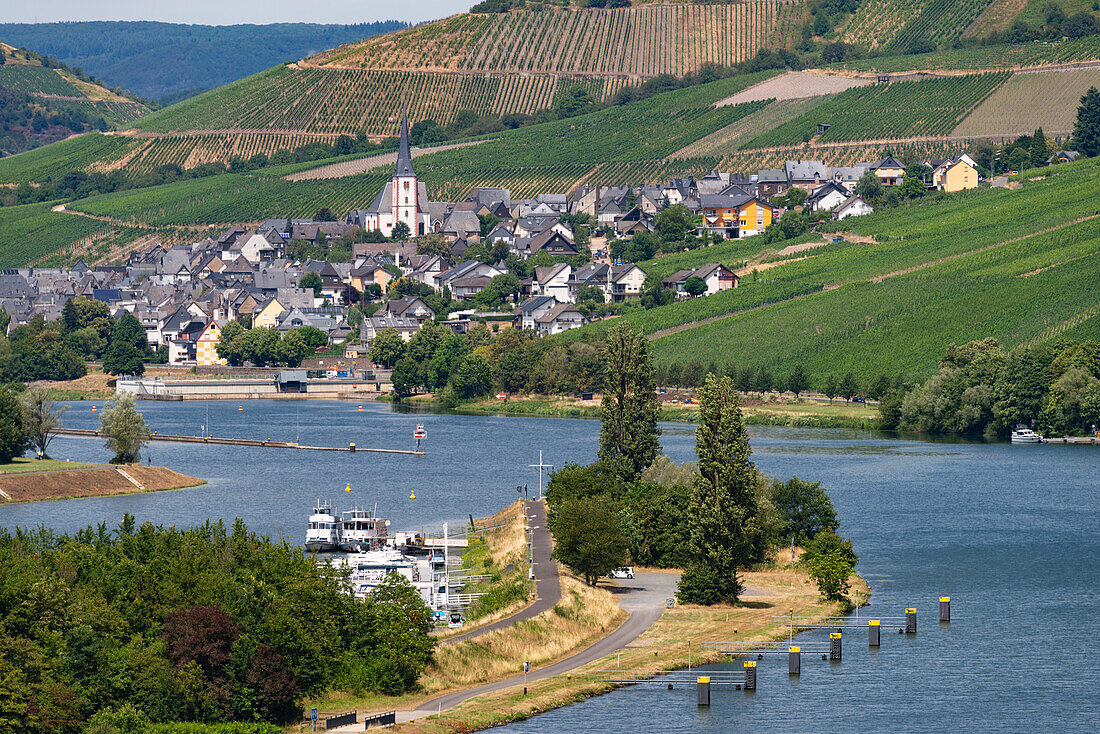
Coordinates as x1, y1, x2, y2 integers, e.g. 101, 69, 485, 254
409, 491, 416, 500
345, 482, 351, 492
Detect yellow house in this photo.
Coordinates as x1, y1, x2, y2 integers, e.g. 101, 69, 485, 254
350, 264, 393, 293
197, 320, 227, 366
936, 158, 978, 193
252, 297, 285, 329
700, 195, 774, 239
871, 156, 906, 186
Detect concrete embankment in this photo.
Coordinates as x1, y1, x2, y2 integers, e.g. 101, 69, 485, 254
0, 465, 204, 503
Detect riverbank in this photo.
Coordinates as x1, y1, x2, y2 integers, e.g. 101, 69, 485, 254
413, 393, 880, 429
0, 461, 206, 503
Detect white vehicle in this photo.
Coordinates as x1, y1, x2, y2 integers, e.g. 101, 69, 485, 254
305, 500, 341, 552
609, 567, 635, 579
1010, 425, 1043, 444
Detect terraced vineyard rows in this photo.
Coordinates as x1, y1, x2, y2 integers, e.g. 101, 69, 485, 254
744, 72, 1010, 147
840, 0, 997, 50
831, 36, 1100, 73
0, 203, 107, 268
313, 3, 808, 76
670, 97, 828, 157
953, 68, 1100, 137
0, 133, 139, 184
133, 65, 628, 136
0, 65, 85, 96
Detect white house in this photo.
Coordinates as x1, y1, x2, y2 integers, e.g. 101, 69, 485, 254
833, 196, 874, 220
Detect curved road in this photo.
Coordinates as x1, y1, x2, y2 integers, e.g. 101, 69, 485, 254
408, 570, 678, 720
442, 499, 561, 646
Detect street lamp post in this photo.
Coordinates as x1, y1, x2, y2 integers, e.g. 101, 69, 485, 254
517, 484, 533, 580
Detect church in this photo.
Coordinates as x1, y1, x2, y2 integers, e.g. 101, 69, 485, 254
347, 109, 433, 238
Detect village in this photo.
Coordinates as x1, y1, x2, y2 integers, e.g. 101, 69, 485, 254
0, 115, 1009, 377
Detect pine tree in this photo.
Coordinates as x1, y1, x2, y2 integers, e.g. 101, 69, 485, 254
1030, 127, 1049, 168
1073, 86, 1100, 157
598, 322, 661, 487
676, 374, 759, 605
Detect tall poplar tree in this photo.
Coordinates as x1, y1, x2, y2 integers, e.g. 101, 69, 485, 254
597, 322, 660, 487
677, 374, 759, 605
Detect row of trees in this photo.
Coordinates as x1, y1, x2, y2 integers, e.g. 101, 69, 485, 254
215, 322, 328, 368
655, 359, 880, 402
880, 338, 1100, 438
0, 517, 434, 732
547, 323, 856, 605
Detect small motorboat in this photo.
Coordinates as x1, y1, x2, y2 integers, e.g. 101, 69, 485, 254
1010, 425, 1043, 444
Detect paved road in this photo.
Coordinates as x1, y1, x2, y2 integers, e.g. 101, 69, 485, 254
442, 499, 560, 646
406, 570, 679, 720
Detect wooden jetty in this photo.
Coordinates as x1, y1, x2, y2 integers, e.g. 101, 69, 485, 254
1041, 436, 1099, 444
55, 428, 425, 455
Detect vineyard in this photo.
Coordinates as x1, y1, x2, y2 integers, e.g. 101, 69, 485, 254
132, 65, 631, 137
830, 36, 1100, 73
311, 3, 808, 76
0, 203, 106, 268
952, 67, 1100, 137
0, 133, 139, 185
565, 156, 1100, 377
743, 72, 1010, 147
0, 65, 86, 96
840, 0, 999, 51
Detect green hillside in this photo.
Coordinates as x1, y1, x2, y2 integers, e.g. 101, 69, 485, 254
563, 157, 1100, 381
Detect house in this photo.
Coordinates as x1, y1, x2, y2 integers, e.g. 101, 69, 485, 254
784, 161, 831, 192
532, 263, 571, 303
567, 263, 614, 302
661, 269, 696, 295
513, 295, 559, 330
805, 181, 851, 212
386, 296, 436, 324
402, 254, 446, 289
1047, 150, 1080, 165
692, 263, 739, 295
833, 196, 874, 220
697, 194, 774, 239
927, 154, 978, 193
350, 264, 393, 293
196, 320, 227, 366
534, 302, 587, 335
869, 156, 906, 187
253, 296, 286, 328
608, 264, 646, 302
363, 315, 420, 342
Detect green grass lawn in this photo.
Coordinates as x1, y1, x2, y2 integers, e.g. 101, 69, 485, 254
0, 458, 100, 474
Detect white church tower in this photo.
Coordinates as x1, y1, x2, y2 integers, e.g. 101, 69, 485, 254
391, 108, 421, 236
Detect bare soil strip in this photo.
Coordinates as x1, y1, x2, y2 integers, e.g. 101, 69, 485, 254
716, 71, 873, 107
285, 140, 487, 181
0, 465, 204, 503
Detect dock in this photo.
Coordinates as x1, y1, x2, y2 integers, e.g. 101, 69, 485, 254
55, 428, 425, 455
1041, 436, 1099, 444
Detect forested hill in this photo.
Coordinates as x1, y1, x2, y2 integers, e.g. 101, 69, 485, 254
0, 21, 408, 103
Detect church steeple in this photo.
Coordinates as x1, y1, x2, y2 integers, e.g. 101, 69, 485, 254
395, 105, 415, 178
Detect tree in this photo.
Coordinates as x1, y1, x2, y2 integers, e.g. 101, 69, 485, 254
807, 549, 852, 601
683, 275, 707, 297
677, 374, 758, 605
20, 386, 68, 460
753, 365, 774, 396
360, 573, 435, 693
369, 328, 405, 368
296, 325, 328, 350
554, 84, 596, 119
299, 271, 323, 297
823, 373, 838, 401
102, 312, 149, 376
0, 388, 28, 464
449, 354, 492, 399
1030, 127, 1049, 168
655, 203, 694, 244
900, 169, 926, 199
785, 364, 811, 398
277, 330, 311, 367
771, 477, 837, 544
598, 322, 661, 487
681, 358, 704, 388
61, 296, 110, 336
1074, 86, 1100, 157
391, 221, 411, 241
838, 371, 859, 403
551, 496, 629, 585
854, 170, 883, 204
216, 319, 245, 365
99, 393, 149, 464
390, 357, 420, 399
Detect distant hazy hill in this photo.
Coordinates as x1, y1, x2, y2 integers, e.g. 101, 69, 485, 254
0, 21, 407, 102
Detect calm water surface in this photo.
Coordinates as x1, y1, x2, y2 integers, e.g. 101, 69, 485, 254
2, 400, 1097, 732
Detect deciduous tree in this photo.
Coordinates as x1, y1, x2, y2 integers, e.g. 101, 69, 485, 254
598, 322, 661, 487
0, 387, 28, 464
99, 393, 149, 464
20, 386, 68, 460
551, 496, 629, 585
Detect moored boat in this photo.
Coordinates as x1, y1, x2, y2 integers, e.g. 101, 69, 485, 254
305, 500, 341, 551
1011, 425, 1043, 444
339, 506, 389, 552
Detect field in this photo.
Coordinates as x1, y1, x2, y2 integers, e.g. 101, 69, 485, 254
744, 72, 1010, 146
840, 0, 999, 51
717, 71, 872, 106
952, 67, 1100, 137
311, 3, 808, 76
561, 157, 1100, 381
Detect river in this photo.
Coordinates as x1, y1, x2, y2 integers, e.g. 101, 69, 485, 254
1, 399, 1097, 731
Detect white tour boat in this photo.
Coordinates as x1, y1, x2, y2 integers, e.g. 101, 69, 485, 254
305, 500, 341, 552
1010, 425, 1043, 444
339, 507, 389, 553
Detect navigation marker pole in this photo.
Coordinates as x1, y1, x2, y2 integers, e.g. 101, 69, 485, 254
529, 451, 553, 501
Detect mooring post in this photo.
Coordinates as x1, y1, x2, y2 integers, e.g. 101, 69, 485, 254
830, 632, 842, 661
349, 442, 356, 453
788, 646, 800, 675
697, 676, 710, 707
744, 661, 757, 690
906, 608, 917, 634
869, 620, 880, 647
939, 596, 951, 622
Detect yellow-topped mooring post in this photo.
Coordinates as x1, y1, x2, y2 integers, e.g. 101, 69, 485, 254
939, 597, 951, 622
744, 661, 757, 690
830, 632, 843, 661
906, 608, 917, 634
697, 676, 710, 706
869, 620, 881, 647
349, 442, 355, 453
788, 646, 800, 675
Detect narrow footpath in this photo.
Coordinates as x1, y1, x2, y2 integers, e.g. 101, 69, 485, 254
442, 500, 560, 646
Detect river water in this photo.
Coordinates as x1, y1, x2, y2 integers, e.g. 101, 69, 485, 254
2, 400, 1098, 731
